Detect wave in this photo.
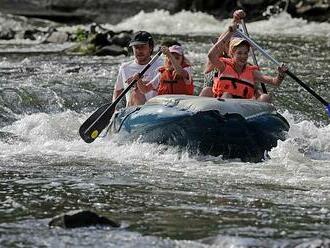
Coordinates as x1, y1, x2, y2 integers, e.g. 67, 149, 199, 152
2, 9, 330, 46
101, 10, 330, 37
0, 111, 329, 164
270, 111, 330, 161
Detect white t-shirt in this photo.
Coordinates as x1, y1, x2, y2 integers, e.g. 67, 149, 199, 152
149, 67, 193, 90
114, 57, 163, 104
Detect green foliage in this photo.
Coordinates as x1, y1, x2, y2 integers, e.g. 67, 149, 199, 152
75, 28, 88, 42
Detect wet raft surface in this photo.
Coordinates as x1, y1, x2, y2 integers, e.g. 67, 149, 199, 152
111, 95, 290, 162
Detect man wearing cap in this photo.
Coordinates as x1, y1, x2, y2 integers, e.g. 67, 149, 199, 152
112, 31, 163, 106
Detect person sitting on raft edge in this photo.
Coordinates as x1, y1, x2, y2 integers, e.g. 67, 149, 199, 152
134, 44, 194, 104
112, 31, 163, 107
201, 9, 288, 102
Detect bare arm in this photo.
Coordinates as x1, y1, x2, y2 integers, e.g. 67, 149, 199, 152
253, 64, 288, 86
208, 10, 245, 72
207, 30, 232, 72
136, 79, 154, 94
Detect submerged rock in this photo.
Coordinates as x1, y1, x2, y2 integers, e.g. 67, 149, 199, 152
94, 44, 128, 56
45, 30, 69, 43
49, 210, 120, 228
64, 27, 131, 56
0, 28, 15, 40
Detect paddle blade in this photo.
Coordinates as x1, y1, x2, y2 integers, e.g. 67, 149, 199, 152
326, 104, 330, 117
79, 103, 114, 143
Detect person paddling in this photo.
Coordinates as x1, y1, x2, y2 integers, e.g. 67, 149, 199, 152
112, 31, 163, 106
135, 45, 194, 100
203, 10, 288, 101
199, 10, 245, 97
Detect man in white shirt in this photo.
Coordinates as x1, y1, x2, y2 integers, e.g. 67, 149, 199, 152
113, 31, 163, 106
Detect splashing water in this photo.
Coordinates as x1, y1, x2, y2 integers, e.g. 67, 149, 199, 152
0, 8, 330, 248
100, 10, 330, 37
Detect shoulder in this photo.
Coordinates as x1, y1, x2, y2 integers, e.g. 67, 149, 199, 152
119, 60, 136, 70
147, 58, 163, 76
152, 57, 164, 69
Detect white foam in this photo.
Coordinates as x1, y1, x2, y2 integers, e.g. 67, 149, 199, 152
1, 109, 329, 167
1, 110, 329, 208
0, 111, 191, 166
247, 12, 330, 37
101, 10, 330, 37
102, 9, 224, 35
270, 111, 330, 161
2, 9, 330, 46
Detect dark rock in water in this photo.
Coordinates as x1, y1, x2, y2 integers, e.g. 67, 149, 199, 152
64, 66, 81, 73
0, 28, 15, 40
0, 131, 27, 144
110, 32, 133, 47
48, 210, 120, 228
23, 30, 36, 40
46, 30, 69, 43
293, 0, 330, 22
94, 44, 128, 56
63, 29, 132, 56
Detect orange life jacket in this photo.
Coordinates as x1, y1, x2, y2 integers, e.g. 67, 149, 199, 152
212, 57, 258, 99
157, 65, 194, 95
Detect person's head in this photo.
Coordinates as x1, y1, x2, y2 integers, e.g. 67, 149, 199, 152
129, 31, 154, 64
165, 45, 185, 69
229, 38, 250, 66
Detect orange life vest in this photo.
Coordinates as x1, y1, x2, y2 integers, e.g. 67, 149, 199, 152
212, 57, 258, 99
157, 65, 194, 95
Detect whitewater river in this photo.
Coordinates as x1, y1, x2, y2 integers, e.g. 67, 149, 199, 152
0, 10, 330, 247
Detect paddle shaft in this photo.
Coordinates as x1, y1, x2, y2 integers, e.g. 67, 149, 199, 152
111, 50, 162, 107
241, 20, 267, 94
86, 50, 162, 132
81, 50, 162, 142
236, 29, 329, 108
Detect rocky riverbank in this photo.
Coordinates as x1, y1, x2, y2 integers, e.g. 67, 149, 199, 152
0, 0, 329, 24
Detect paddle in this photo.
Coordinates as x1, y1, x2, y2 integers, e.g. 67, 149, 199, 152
241, 20, 267, 94
79, 50, 163, 143
236, 29, 330, 117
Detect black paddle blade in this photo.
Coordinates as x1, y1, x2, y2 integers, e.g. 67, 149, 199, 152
79, 103, 114, 143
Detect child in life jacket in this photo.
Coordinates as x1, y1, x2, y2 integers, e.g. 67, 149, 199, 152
136, 45, 194, 99
200, 37, 268, 101
208, 20, 287, 101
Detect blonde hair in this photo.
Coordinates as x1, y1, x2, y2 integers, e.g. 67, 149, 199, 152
164, 54, 192, 69
229, 38, 250, 55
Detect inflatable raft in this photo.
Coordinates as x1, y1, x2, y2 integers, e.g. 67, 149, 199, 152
108, 95, 289, 162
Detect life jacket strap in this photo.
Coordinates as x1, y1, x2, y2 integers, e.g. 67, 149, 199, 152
163, 80, 178, 84
220, 76, 255, 89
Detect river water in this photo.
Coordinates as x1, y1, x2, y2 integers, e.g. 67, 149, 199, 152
0, 10, 330, 247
